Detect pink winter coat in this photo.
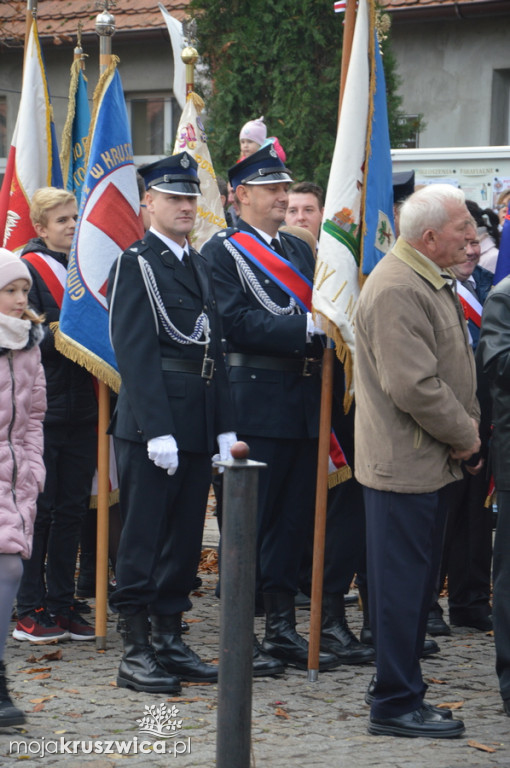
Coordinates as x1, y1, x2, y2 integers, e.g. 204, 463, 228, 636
0, 322, 46, 559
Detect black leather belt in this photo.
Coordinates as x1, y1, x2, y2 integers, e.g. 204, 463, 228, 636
161, 357, 215, 379
226, 352, 321, 377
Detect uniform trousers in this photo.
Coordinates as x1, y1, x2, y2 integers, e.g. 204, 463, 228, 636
438, 467, 492, 621
239, 435, 318, 595
110, 439, 211, 617
493, 490, 510, 702
364, 485, 450, 719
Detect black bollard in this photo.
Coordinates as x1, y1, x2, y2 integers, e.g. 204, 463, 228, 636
215, 442, 266, 768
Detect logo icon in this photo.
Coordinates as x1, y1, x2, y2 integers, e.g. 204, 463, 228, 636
137, 704, 183, 739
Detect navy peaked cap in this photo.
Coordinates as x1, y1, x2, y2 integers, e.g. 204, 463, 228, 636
138, 152, 201, 196
228, 145, 293, 190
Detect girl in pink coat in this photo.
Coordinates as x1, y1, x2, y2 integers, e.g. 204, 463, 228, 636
0, 248, 46, 726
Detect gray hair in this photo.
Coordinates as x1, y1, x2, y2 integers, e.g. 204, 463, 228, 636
399, 184, 466, 242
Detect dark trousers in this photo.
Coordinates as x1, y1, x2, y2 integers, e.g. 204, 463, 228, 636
439, 467, 492, 620
364, 485, 450, 719
110, 438, 211, 617
494, 490, 510, 702
17, 422, 96, 616
239, 435, 318, 595
299, 475, 366, 595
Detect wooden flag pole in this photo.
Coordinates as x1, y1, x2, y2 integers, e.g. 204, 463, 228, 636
94, 2, 116, 651
307, 0, 359, 681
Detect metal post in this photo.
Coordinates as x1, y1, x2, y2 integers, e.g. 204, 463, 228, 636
216, 442, 266, 768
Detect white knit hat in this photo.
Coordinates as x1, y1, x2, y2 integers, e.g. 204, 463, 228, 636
0, 248, 32, 291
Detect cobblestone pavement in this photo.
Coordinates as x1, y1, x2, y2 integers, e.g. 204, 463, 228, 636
1, 570, 509, 768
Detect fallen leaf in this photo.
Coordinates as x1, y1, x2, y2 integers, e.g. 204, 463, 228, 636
64, 689, 79, 694
32, 703, 45, 712
166, 696, 208, 703
29, 696, 55, 704
35, 650, 62, 662
437, 701, 463, 710
33, 673, 51, 680
427, 677, 446, 685
467, 740, 496, 753
25, 667, 51, 674
275, 707, 290, 719
68, 713, 82, 718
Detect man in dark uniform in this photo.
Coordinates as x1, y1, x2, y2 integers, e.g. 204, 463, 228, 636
107, 153, 236, 693
202, 145, 339, 672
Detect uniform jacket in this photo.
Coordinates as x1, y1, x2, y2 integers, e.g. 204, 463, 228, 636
21, 238, 97, 426
475, 276, 510, 490
354, 237, 479, 494
0, 321, 46, 559
202, 220, 322, 439
107, 230, 234, 453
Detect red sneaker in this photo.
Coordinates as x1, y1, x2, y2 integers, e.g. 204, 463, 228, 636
53, 607, 95, 640
12, 608, 69, 643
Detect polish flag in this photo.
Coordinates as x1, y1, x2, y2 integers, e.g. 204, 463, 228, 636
0, 20, 62, 252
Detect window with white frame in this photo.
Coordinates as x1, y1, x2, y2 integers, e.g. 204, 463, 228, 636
125, 92, 181, 161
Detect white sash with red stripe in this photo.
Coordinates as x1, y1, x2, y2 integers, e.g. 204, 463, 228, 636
457, 280, 482, 328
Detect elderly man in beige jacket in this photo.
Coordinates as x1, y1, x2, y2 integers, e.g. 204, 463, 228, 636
354, 184, 481, 739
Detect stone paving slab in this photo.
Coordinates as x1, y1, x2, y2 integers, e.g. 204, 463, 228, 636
1, 574, 509, 767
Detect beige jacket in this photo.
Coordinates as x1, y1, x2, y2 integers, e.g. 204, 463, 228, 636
354, 237, 479, 493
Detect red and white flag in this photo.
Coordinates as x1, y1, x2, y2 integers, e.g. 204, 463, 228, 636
0, 20, 62, 252
334, 1, 347, 12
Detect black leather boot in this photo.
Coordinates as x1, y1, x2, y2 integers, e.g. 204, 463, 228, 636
0, 661, 25, 727
321, 593, 375, 664
253, 636, 286, 677
261, 592, 340, 671
117, 611, 181, 693
151, 614, 218, 683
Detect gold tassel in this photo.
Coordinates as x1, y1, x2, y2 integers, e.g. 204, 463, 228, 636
187, 91, 205, 113
51, 323, 121, 393
60, 60, 87, 184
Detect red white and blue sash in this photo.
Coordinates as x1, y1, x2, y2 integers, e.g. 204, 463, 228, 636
229, 231, 313, 312
227, 231, 352, 485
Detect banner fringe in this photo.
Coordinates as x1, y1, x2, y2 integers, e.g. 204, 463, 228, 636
60, 60, 85, 183
89, 489, 119, 509
52, 323, 121, 392
313, 310, 354, 413
328, 464, 352, 488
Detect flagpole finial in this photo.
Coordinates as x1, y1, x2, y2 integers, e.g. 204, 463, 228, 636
95, 9, 116, 38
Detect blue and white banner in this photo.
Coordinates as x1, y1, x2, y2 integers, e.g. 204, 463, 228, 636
61, 62, 90, 205
55, 61, 143, 390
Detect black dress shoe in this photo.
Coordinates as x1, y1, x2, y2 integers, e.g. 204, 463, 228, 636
503, 699, 510, 717
253, 638, 286, 677
368, 708, 464, 738
364, 675, 452, 719
422, 638, 440, 657
426, 616, 451, 636
450, 614, 493, 632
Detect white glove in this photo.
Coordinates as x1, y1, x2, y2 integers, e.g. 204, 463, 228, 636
306, 312, 325, 337
147, 434, 179, 475
213, 431, 238, 473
